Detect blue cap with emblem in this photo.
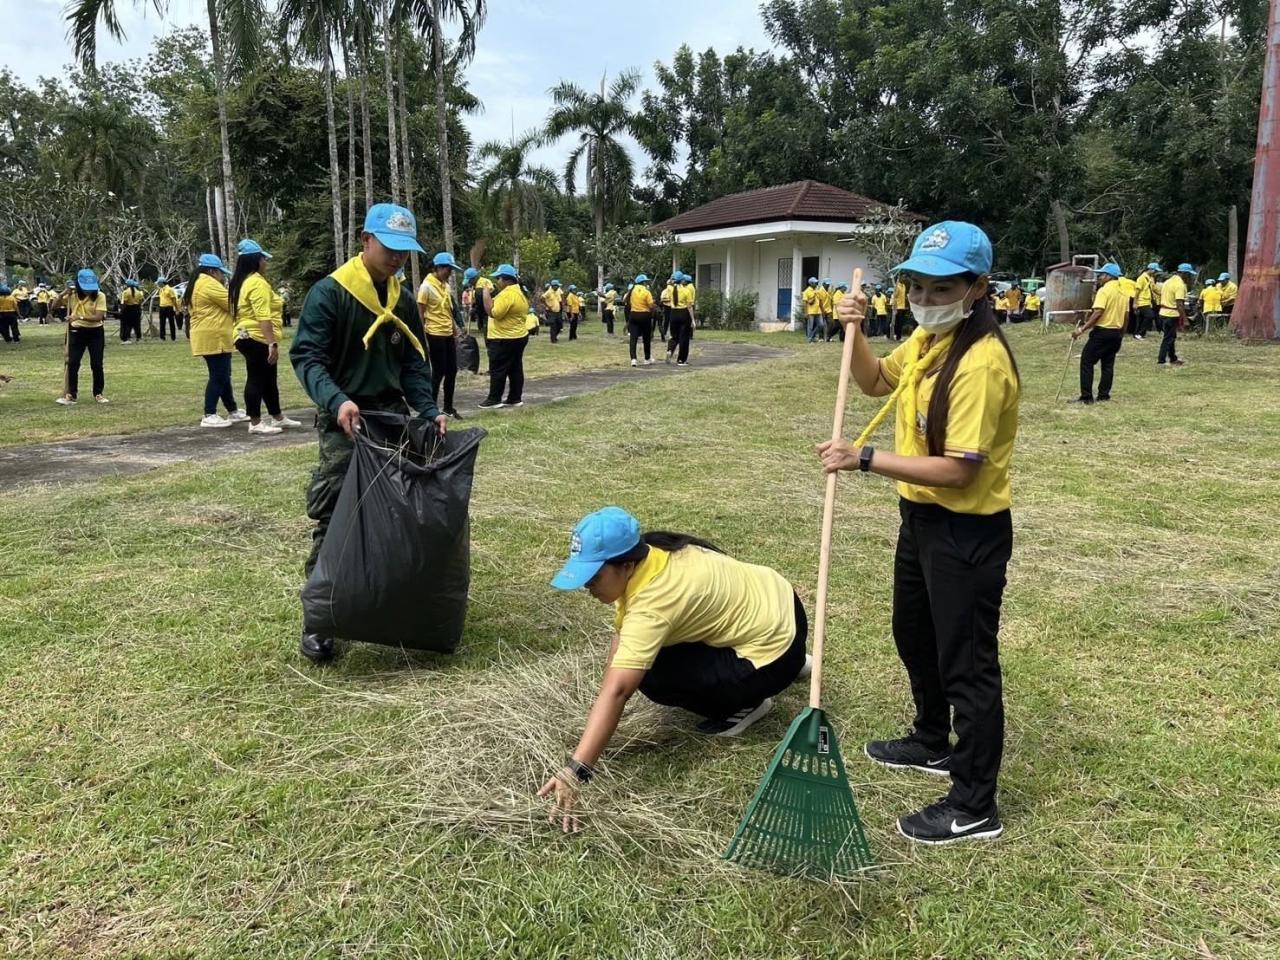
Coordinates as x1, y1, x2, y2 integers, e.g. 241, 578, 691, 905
551, 506, 642, 591
76, 268, 100, 291
895, 221, 993, 277
363, 203, 426, 253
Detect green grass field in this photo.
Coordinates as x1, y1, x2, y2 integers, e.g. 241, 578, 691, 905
2, 322, 1278, 959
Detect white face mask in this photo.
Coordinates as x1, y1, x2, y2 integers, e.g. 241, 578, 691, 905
911, 284, 975, 334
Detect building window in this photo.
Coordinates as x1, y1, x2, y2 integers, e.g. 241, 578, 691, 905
697, 263, 723, 292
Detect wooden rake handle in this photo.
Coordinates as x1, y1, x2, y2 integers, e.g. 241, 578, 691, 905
810, 267, 862, 709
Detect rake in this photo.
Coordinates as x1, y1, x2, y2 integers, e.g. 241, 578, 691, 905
724, 268, 873, 879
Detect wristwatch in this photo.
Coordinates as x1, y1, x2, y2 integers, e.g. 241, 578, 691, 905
859, 445, 875, 473
566, 757, 595, 784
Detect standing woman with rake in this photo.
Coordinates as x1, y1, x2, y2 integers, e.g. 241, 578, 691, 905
818, 221, 1020, 845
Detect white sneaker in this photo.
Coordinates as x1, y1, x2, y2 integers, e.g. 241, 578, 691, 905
94, 395, 110, 404
797, 654, 813, 681
269, 414, 303, 428
55, 396, 76, 406
631, 359, 638, 367
200, 414, 232, 428
248, 421, 283, 435
227, 410, 250, 422
644, 358, 654, 365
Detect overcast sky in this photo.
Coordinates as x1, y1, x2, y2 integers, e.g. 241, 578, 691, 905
2, 0, 776, 177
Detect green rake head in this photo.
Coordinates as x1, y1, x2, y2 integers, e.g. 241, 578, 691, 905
724, 707, 873, 879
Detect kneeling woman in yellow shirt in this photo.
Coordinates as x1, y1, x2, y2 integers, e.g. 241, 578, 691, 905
821, 221, 1020, 846
539, 506, 810, 831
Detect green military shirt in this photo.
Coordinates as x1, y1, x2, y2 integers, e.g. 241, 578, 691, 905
290, 275, 439, 421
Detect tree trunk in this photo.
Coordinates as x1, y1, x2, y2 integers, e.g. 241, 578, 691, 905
382, 0, 401, 205
205, 184, 219, 257
1051, 198, 1070, 263
213, 184, 227, 262
344, 35, 358, 259
1228, 204, 1239, 279
208, 0, 237, 258
321, 21, 345, 269
594, 205, 604, 293
431, 0, 454, 254
396, 29, 419, 288
357, 14, 375, 211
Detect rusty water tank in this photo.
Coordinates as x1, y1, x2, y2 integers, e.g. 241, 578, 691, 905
1045, 256, 1099, 322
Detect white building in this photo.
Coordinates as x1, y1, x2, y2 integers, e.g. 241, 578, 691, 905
653, 180, 923, 330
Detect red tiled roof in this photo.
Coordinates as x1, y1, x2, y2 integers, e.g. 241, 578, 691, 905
651, 180, 924, 234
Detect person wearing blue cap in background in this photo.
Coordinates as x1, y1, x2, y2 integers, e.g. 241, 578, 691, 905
624, 274, 656, 366
290, 203, 446, 663
600, 282, 618, 337
230, 239, 299, 435
156, 275, 180, 341
118, 278, 144, 344
462, 266, 493, 343
541, 279, 564, 343
1133, 262, 1161, 340
823, 221, 1021, 845
659, 274, 677, 341
1197, 277, 1223, 334
565, 284, 583, 341
1070, 262, 1127, 404
537, 507, 812, 831
0, 283, 18, 343
818, 278, 835, 340
478, 263, 530, 408
871, 284, 891, 339
1157, 263, 1194, 367
802, 277, 822, 343
183, 253, 244, 427
417, 251, 464, 419
58, 268, 111, 405
1217, 271, 1237, 317
666, 272, 697, 365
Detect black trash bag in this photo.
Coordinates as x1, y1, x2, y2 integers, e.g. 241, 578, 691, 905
302, 412, 486, 652
458, 333, 480, 374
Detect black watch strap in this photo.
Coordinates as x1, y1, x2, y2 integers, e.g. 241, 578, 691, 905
859, 445, 875, 472
567, 757, 595, 783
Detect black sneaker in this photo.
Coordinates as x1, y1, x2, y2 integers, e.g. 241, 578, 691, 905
504, 400, 524, 408
477, 399, 505, 409
1070, 396, 1094, 405
300, 631, 338, 664
865, 736, 951, 776
1097, 395, 1111, 402
444, 408, 464, 420
897, 797, 1003, 845
696, 698, 773, 737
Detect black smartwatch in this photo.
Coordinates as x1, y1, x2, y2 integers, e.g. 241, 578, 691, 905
566, 757, 595, 784
859, 445, 875, 473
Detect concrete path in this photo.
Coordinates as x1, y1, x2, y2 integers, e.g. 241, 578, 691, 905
3, 341, 785, 487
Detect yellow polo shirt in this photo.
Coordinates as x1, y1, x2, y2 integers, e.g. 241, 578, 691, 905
817, 286, 834, 313
1025, 293, 1041, 311
872, 294, 888, 316
1199, 285, 1223, 313
1116, 277, 1136, 303
1092, 279, 1128, 329
542, 288, 563, 312
675, 284, 696, 309
158, 284, 179, 308
188, 273, 234, 355
566, 292, 581, 314
1220, 280, 1238, 305
660, 284, 675, 308
612, 546, 796, 672
69, 292, 108, 328
627, 284, 655, 314
802, 286, 821, 316
417, 273, 456, 337
120, 288, 144, 306
894, 279, 908, 309
1159, 274, 1187, 318
0, 294, 16, 312
234, 272, 282, 343
1006, 288, 1022, 310
880, 333, 1020, 515
1135, 271, 1156, 307
604, 290, 618, 311
487, 283, 530, 340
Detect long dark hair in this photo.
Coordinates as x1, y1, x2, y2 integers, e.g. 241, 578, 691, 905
75, 281, 92, 300
183, 267, 221, 309
227, 253, 265, 318
604, 530, 725, 568
924, 276, 1020, 457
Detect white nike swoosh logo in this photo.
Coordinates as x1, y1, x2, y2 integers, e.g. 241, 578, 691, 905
925, 758, 948, 766
950, 817, 989, 834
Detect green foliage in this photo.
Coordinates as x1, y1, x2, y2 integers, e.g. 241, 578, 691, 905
517, 232, 560, 288
552, 258, 589, 293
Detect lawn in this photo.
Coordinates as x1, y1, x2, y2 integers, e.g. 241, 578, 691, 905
2, 324, 1278, 959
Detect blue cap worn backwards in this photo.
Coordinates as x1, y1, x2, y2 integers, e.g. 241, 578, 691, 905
76, 268, 100, 291
238, 238, 272, 259
895, 221, 993, 277
363, 203, 425, 254
551, 507, 642, 591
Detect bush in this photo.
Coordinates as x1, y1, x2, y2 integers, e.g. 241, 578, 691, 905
724, 290, 759, 330
697, 287, 724, 328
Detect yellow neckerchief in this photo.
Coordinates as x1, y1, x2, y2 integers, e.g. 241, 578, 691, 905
613, 545, 671, 627
852, 327, 956, 449
330, 255, 425, 360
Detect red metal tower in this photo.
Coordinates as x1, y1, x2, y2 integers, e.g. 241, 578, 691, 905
1233, 0, 1280, 340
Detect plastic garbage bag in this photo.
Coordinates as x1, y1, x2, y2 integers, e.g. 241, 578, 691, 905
458, 333, 480, 374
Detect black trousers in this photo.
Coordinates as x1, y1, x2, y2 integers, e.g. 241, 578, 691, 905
667, 310, 692, 362
486, 335, 528, 404
602, 309, 615, 335
1135, 305, 1155, 337
628, 314, 654, 360
568, 314, 579, 340
892, 309, 910, 340
641, 594, 808, 719
120, 305, 142, 341
1158, 315, 1179, 363
158, 306, 177, 340
0, 312, 18, 342
426, 334, 458, 411
17, 299, 30, 319
36, 302, 49, 323
1079, 327, 1123, 400
67, 326, 106, 398
235, 337, 282, 419
548, 311, 563, 342
892, 499, 1012, 815
659, 306, 672, 340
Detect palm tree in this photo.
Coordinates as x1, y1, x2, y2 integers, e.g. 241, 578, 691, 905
66, 0, 263, 256
544, 71, 642, 293
475, 130, 559, 266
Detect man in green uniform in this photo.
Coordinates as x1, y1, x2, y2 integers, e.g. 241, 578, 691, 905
291, 202, 448, 663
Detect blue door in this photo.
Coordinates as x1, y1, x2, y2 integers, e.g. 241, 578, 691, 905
777, 257, 793, 320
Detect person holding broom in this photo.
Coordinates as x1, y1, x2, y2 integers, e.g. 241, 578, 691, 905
819, 221, 1020, 845
538, 506, 812, 832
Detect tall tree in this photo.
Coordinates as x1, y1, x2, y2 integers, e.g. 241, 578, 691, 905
544, 71, 644, 292
381, 0, 401, 203
475, 130, 559, 265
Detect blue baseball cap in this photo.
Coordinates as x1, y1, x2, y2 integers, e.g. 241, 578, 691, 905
635, 274, 649, 283
1177, 262, 1196, 274
238, 238, 272, 259
822, 277, 831, 285
1147, 262, 1162, 271
490, 263, 518, 280
551, 507, 643, 590
198, 253, 229, 273
551, 279, 561, 287
463, 267, 478, 283
838, 283, 849, 290
157, 275, 168, 284
1093, 262, 1122, 278
76, 268, 100, 291
896, 221, 993, 277
432, 251, 460, 270
1218, 272, 1230, 282
808, 276, 818, 284
1205, 278, 1216, 286
126, 277, 140, 287
569, 284, 577, 291
605, 283, 614, 291
363, 203, 425, 253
